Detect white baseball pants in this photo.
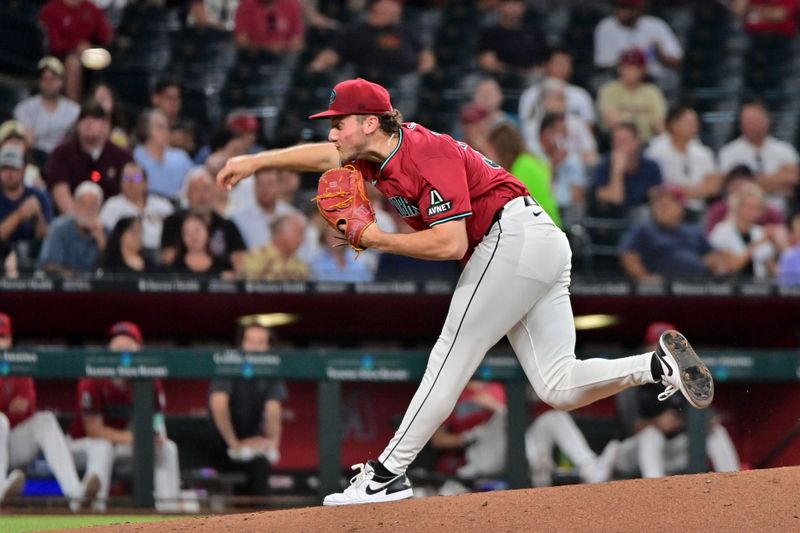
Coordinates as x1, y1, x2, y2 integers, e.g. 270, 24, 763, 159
379, 197, 655, 474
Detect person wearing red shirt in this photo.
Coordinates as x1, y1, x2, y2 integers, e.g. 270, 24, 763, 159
731, 0, 799, 36
39, 0, 113, 102
217, 78, 715, 506
234, 0, 305, 54
0, 313, 99, 509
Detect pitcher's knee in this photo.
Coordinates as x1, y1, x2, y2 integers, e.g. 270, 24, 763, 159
31, 410, 58, 429
535, 388, 583, 412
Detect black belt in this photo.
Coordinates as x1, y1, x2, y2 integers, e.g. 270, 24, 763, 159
485, 195, 536, 236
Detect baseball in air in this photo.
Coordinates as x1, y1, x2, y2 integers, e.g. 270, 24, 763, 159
80, 48, 112, 70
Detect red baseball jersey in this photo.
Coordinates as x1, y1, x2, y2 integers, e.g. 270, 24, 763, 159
69, 378, 165, 439
0, 377, 37, 428
352, 122, 529, 256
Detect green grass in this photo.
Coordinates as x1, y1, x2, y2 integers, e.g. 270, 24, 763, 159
0, 515, 186, 533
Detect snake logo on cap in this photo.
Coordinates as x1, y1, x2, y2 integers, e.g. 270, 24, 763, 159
329, 89, 337, 106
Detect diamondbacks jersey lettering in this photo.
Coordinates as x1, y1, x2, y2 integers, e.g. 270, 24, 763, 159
352, 122, 528, 254
69, 378, 166, 438
0, 377, 37, 428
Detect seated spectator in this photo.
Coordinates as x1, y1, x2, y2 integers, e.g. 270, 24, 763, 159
0, 145, 53, 270
161, 167, 246, 271
646, 106, 720, 222
87, 82, 130, 149
133, 109, 194, 202
0, 313, 101, 510
100, 162, 174, 254
619, 186, 729, 281
471, 77, 516, 128
475, 0, 548, 79
594, 0, 682, 84
37, 181, 105, 276
101, 217, 156, 274
234, 0, 304, 53
13, 57, 80, 157
0, 120, 46, 191
729, 0, 799, 37
68, 321, 194, 512
597, 48, 667, 142
168, 213, 234, 277
614, 322, 740, 479
46, 103, 132, 215
488, 122, 562, 227
242, 213, 309, 280
705, 165, 785, 234
310, 225, 373, 282
308, 0, 435, 86
591, 123, 662, 215
187, 0, 239, 31
709, 182, 785, 278
718, 100, 799, 216
39, 0, 113, 102
519, 47, 596, 128
150, 78, 195, 153
209, 320, 287, 496
777, 212, 800, 285
520, 78, 598, 167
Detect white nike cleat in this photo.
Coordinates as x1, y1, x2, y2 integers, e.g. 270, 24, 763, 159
654, 330, 714, 409
0, 469, 26, 504
323, 461, 413, 506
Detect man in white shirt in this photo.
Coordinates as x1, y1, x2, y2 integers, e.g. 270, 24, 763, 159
99, 162, 174, 253
519, 47, 596, 127
13, 57, 80, 155
645, 105, 720, 219
718, 100, 799, 215
594, 0, 683, 83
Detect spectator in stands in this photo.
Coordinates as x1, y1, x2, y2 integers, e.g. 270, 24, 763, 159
0, 120, 46, 191
0, 145, 53, 271
167, 213, 234, 278
46, 103, 132, 215
150, 78, 195, 152
13, 57, 80, 158
619, 185, 729, 281
777, 211, 800, 285
242, 213, 309, 280
645, 105, 721, 222
594, 0, 683, 84
597, 48, 667, 142
705, 164, 785, 234
101, 216, 154, 274
591, 122, 662, 215
133, 109, 194, 202
310, 224, 373, 282
100, 162, 174, 256
39, 0, 113, 102
0, 312, 101, 510
87, 82, 130, 149
458, 103, 496, 160
471, 77, 516, 128
209, 319, 287, 496
308, 0, 435, 86
161, 167, 246, 271
188, 0, 240, 31
69, 321, 194, 512
709, 182, 785, 278
614, 322, 740, 479
475, 0, 548, 79
488, 122, 562, 227
37, 181, 105, 276
234, 0, 305, 54
520, 78, 598, 167
194, 110, 262, 165
718, 100, 799, 217
518, 47, 596, 128
729, 0, 799, 37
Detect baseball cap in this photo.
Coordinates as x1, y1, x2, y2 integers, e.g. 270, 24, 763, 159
309, 78, 393, 120
0, 313, 11, 337
0, 120, 27, 144
37, 56, 65, 76
619, 48, 646, 67
226, 111, 259, 133
645, 321, 676, 345
459, 103, 490, 125
0, 144, 25, 170
649, 184, 685, 205
108, 321, 143, 345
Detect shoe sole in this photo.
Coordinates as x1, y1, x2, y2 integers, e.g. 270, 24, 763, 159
83, 474, 101, 503
1, 472, 26, 503
322, 487, 414, 506
660, 330, 714, 409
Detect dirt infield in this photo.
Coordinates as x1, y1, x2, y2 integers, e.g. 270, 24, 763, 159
77, 467, 800, 533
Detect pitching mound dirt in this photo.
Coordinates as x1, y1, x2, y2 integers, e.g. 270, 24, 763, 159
79, 467, 800, 532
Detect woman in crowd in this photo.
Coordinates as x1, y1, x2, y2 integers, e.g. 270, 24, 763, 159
101, 216, 155, 274
168, 213, 233, 278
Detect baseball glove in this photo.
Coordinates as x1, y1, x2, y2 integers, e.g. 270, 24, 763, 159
313, 165, 376, 252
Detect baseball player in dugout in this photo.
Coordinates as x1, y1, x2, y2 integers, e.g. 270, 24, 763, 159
0, 312, 101, 510
217, 78, 715, 506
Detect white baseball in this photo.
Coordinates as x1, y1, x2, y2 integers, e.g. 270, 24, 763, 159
80, 48, 112, 70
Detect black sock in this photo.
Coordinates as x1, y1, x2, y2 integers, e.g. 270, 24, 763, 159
370, 460, 397, 479
650, 352, 663, 381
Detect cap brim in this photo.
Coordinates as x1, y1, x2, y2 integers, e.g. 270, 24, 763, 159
308, 109, 350, 120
